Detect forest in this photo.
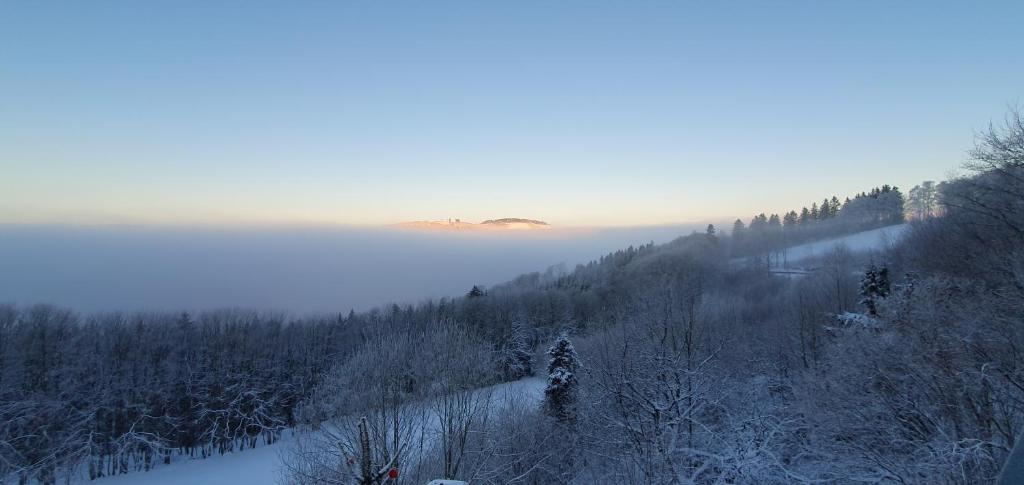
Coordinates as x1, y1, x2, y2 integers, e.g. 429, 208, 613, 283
2, 110, 1022, 484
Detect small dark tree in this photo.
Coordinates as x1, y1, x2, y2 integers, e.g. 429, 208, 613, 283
543, 333, 579, 423
467, 285, 485, 298
859, 263, 891, 316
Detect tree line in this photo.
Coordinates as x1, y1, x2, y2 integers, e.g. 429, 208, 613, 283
729, 184, 906, 262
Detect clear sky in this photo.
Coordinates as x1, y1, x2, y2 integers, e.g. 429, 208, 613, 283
1, 1, 1021, 227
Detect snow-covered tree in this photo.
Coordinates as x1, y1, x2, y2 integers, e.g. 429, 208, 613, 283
498, 323, 534, 380
858, 263, 890, 316
543, 333, 579, 423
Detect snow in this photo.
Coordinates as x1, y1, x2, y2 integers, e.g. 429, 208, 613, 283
72, 437, 290, 485
836, 311, 881, 329
780, 224, 908, 266
406, 376, 546, 469
482, 376, 546, 405
80, 377, 546, 485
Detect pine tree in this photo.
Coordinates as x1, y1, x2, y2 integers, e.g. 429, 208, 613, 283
467, 285, 485, 298
820, 199, 831, 220
859, 263, 891, 316
783, 211, 798, 230
799, 207, 811, 225
705, 224, 716, 237
543, 333, 579, 423
877, 265, 891, 297
732, 219, 745, 236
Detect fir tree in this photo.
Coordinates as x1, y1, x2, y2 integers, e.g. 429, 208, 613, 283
732, 219, 745, 236
783, 211, 798, 230
799, 207, 811, 225
543, 333, 579, 423
859, 263, 891, 316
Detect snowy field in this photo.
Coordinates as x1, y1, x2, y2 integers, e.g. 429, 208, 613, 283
79, 377, 546, 485
76, 438, 289, 485
780, 224, 908, 266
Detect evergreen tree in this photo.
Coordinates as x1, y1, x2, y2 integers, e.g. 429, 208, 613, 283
877, 265, 890, 297
783, 211, 798, 230
799, 207, 811, 225
705, 224, 716, 237
810, 203, 819, 220
467, 285, 485, 298
830, 196, 841, 217
859, 263, 891, 316
543, 333, 579, 423
732, 219, 745, 236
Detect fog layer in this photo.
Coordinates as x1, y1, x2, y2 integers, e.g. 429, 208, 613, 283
0, 223, 707, 314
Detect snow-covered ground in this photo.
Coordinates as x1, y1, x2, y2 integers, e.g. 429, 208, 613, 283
75, 437, 290, 485
80, 377, 546, 485
779, 224, 908, 267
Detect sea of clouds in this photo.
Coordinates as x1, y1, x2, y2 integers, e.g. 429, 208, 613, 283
0, 222, 712, 315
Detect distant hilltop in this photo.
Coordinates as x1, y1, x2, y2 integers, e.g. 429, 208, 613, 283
480, 218, 549, 226
392, 217, 551, 231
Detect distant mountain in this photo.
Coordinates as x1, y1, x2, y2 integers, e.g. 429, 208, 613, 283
480, 218, 549, 226
392, 218, 551, 231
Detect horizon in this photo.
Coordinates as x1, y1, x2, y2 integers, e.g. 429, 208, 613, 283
4, 2, 1020, 226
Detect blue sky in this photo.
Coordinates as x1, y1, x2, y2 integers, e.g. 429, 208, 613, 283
1, 1, 1021, 226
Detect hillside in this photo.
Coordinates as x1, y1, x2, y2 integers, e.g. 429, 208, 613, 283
80, 378, 546, 485
781, 223, 908, 263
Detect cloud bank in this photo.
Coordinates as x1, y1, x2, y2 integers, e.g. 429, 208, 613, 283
0, 223, 710, 315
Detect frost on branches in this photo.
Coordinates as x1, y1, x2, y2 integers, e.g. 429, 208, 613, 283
858, 262, 890, 315
543, 333, 579, 423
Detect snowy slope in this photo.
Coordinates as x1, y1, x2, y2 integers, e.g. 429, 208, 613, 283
404, 376, 547, 472
74, 438, 289, 485
780, 224, 908, 266
80, 377, 546, 485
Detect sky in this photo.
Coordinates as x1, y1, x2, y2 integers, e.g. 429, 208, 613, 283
1, 1, 1022, 227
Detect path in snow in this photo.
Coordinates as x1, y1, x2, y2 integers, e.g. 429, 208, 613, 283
777, 224, 908, 267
